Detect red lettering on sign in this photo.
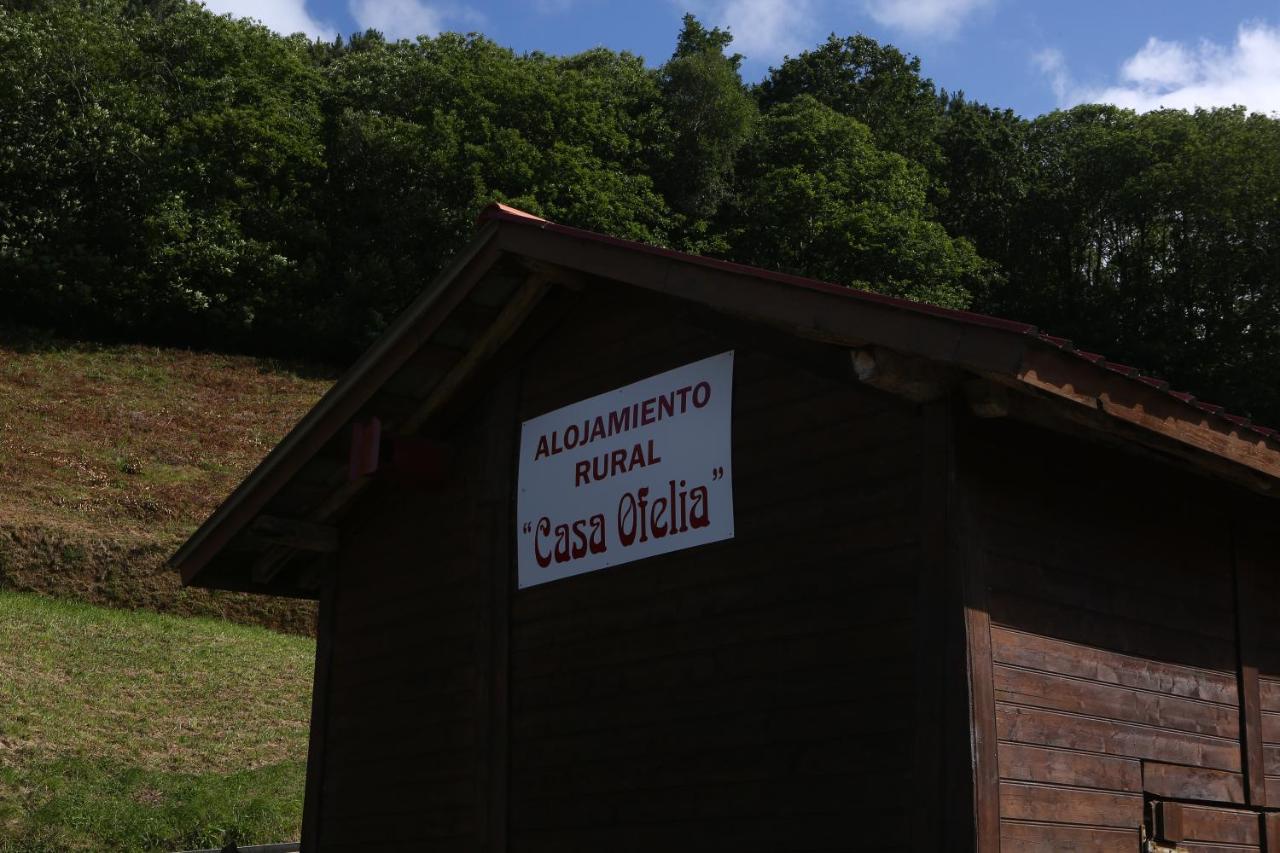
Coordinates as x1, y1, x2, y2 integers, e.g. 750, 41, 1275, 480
533, 513, 607, 568
572, 441, 662, 488
616, 479, 710, 547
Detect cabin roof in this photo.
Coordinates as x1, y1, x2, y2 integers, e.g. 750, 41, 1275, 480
171, 203, 1280, 598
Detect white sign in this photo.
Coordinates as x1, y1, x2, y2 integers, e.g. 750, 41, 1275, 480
516, 352, 735, 588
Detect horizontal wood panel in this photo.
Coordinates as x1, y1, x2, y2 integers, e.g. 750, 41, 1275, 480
328, 657, 481, 695
514, 662, 912, 740
513, 555, 916, 652
1265, 745, 1280, 776
515, 620, 915, 699
996, 743, 1141, 792
996, 704, 1242, 772
1262, 711, 1280, 744
514, 773, 911, 830
733, 437, 920, 507
323, 748, 477, 789
1143, 761, 1246, 805
995, 664, 1239, 738
515, 699, 913, 770
515, 736, 908, 800
732, 390, 904, 451
1267, 776, 1280, 805
513, 516, 919, 625
513, 586, 916, 676
1261, 679, 1280, 714
999, 821, 1139, 852
999, 781, 1142, 828
322, 777, 480, 818
512, 812, 906, 853
1175, 804, 1261, 845
319, 808, 479, 847
991, 626, 1238, 706
513, 521, 919, 628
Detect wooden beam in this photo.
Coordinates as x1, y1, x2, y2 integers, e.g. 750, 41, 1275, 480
308, 276, 551, 525
1235, 522, 1268, 808
479, 372, 522, 853
964, 379, 1009, 419
1001, 383, 1278, 498
348, 417, 381, 481
912, 401, 952, 852
249, 515, 338, 553
1018, 347, 1280, 485
522, 259, 589, 291
300, 569, 337, 850
955, 429, 1000, 853
851, 346, 954, 403
173, 225, 504, 585
400, 277, 550, 434
495, 223, 1031, 376
500, 220, 1280, 491
251, 547, 294, 585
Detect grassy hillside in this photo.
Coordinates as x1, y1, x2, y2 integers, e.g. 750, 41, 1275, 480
0, 590, 314, 851
0, 325, 335, 633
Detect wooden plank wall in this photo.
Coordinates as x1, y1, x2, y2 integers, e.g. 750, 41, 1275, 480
961, 419, 1256, 853
313, 382, 514, 853
1247, 522, 1280, 815
507, 287, 932, 852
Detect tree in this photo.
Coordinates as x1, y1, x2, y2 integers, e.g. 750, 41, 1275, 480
724, 96, 986, 308
652, 15, 756, 245
757, 34, 943, 172
317, 32, 676, 351
978, 104, 1280, 423
0, 1, 327, 351
932, 92, 1032, 304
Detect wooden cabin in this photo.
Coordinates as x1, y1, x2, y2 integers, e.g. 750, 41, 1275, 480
172, 204, 1280, 852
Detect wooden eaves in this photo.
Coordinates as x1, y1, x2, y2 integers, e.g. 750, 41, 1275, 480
170, 203, 1280, 598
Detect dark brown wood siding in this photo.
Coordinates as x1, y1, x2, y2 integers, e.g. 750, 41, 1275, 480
1247, 521, 1280, 811
313, 282, 946, 850
504, 287, 935, 851
314, 379, 516, 853
960, 418, 1270, 852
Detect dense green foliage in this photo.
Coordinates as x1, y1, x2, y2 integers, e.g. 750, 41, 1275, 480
2, 1, 1279, 421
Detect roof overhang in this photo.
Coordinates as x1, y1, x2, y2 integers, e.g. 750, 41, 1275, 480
170, 204, 1280, 597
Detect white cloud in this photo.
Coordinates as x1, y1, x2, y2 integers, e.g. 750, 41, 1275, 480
201, 0, 335, 39
680, 0, 817, 61
1033, 47, 1069, 106
1041, 22, 1280, 115
349, 0, 484, 40
861, 0, 994, 39
1120, 37, 1196, 89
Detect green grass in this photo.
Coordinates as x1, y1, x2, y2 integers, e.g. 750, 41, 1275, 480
0, 323, 331, 633
0, 591, 315, 851
0, 323, 334, 543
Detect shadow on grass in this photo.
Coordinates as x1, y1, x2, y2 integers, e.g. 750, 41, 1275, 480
0, 323, 341, 384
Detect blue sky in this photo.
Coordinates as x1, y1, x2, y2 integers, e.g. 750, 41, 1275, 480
203, 0, 1280, 117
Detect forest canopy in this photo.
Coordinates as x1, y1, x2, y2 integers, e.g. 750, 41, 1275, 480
2, 1, 1278, 423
